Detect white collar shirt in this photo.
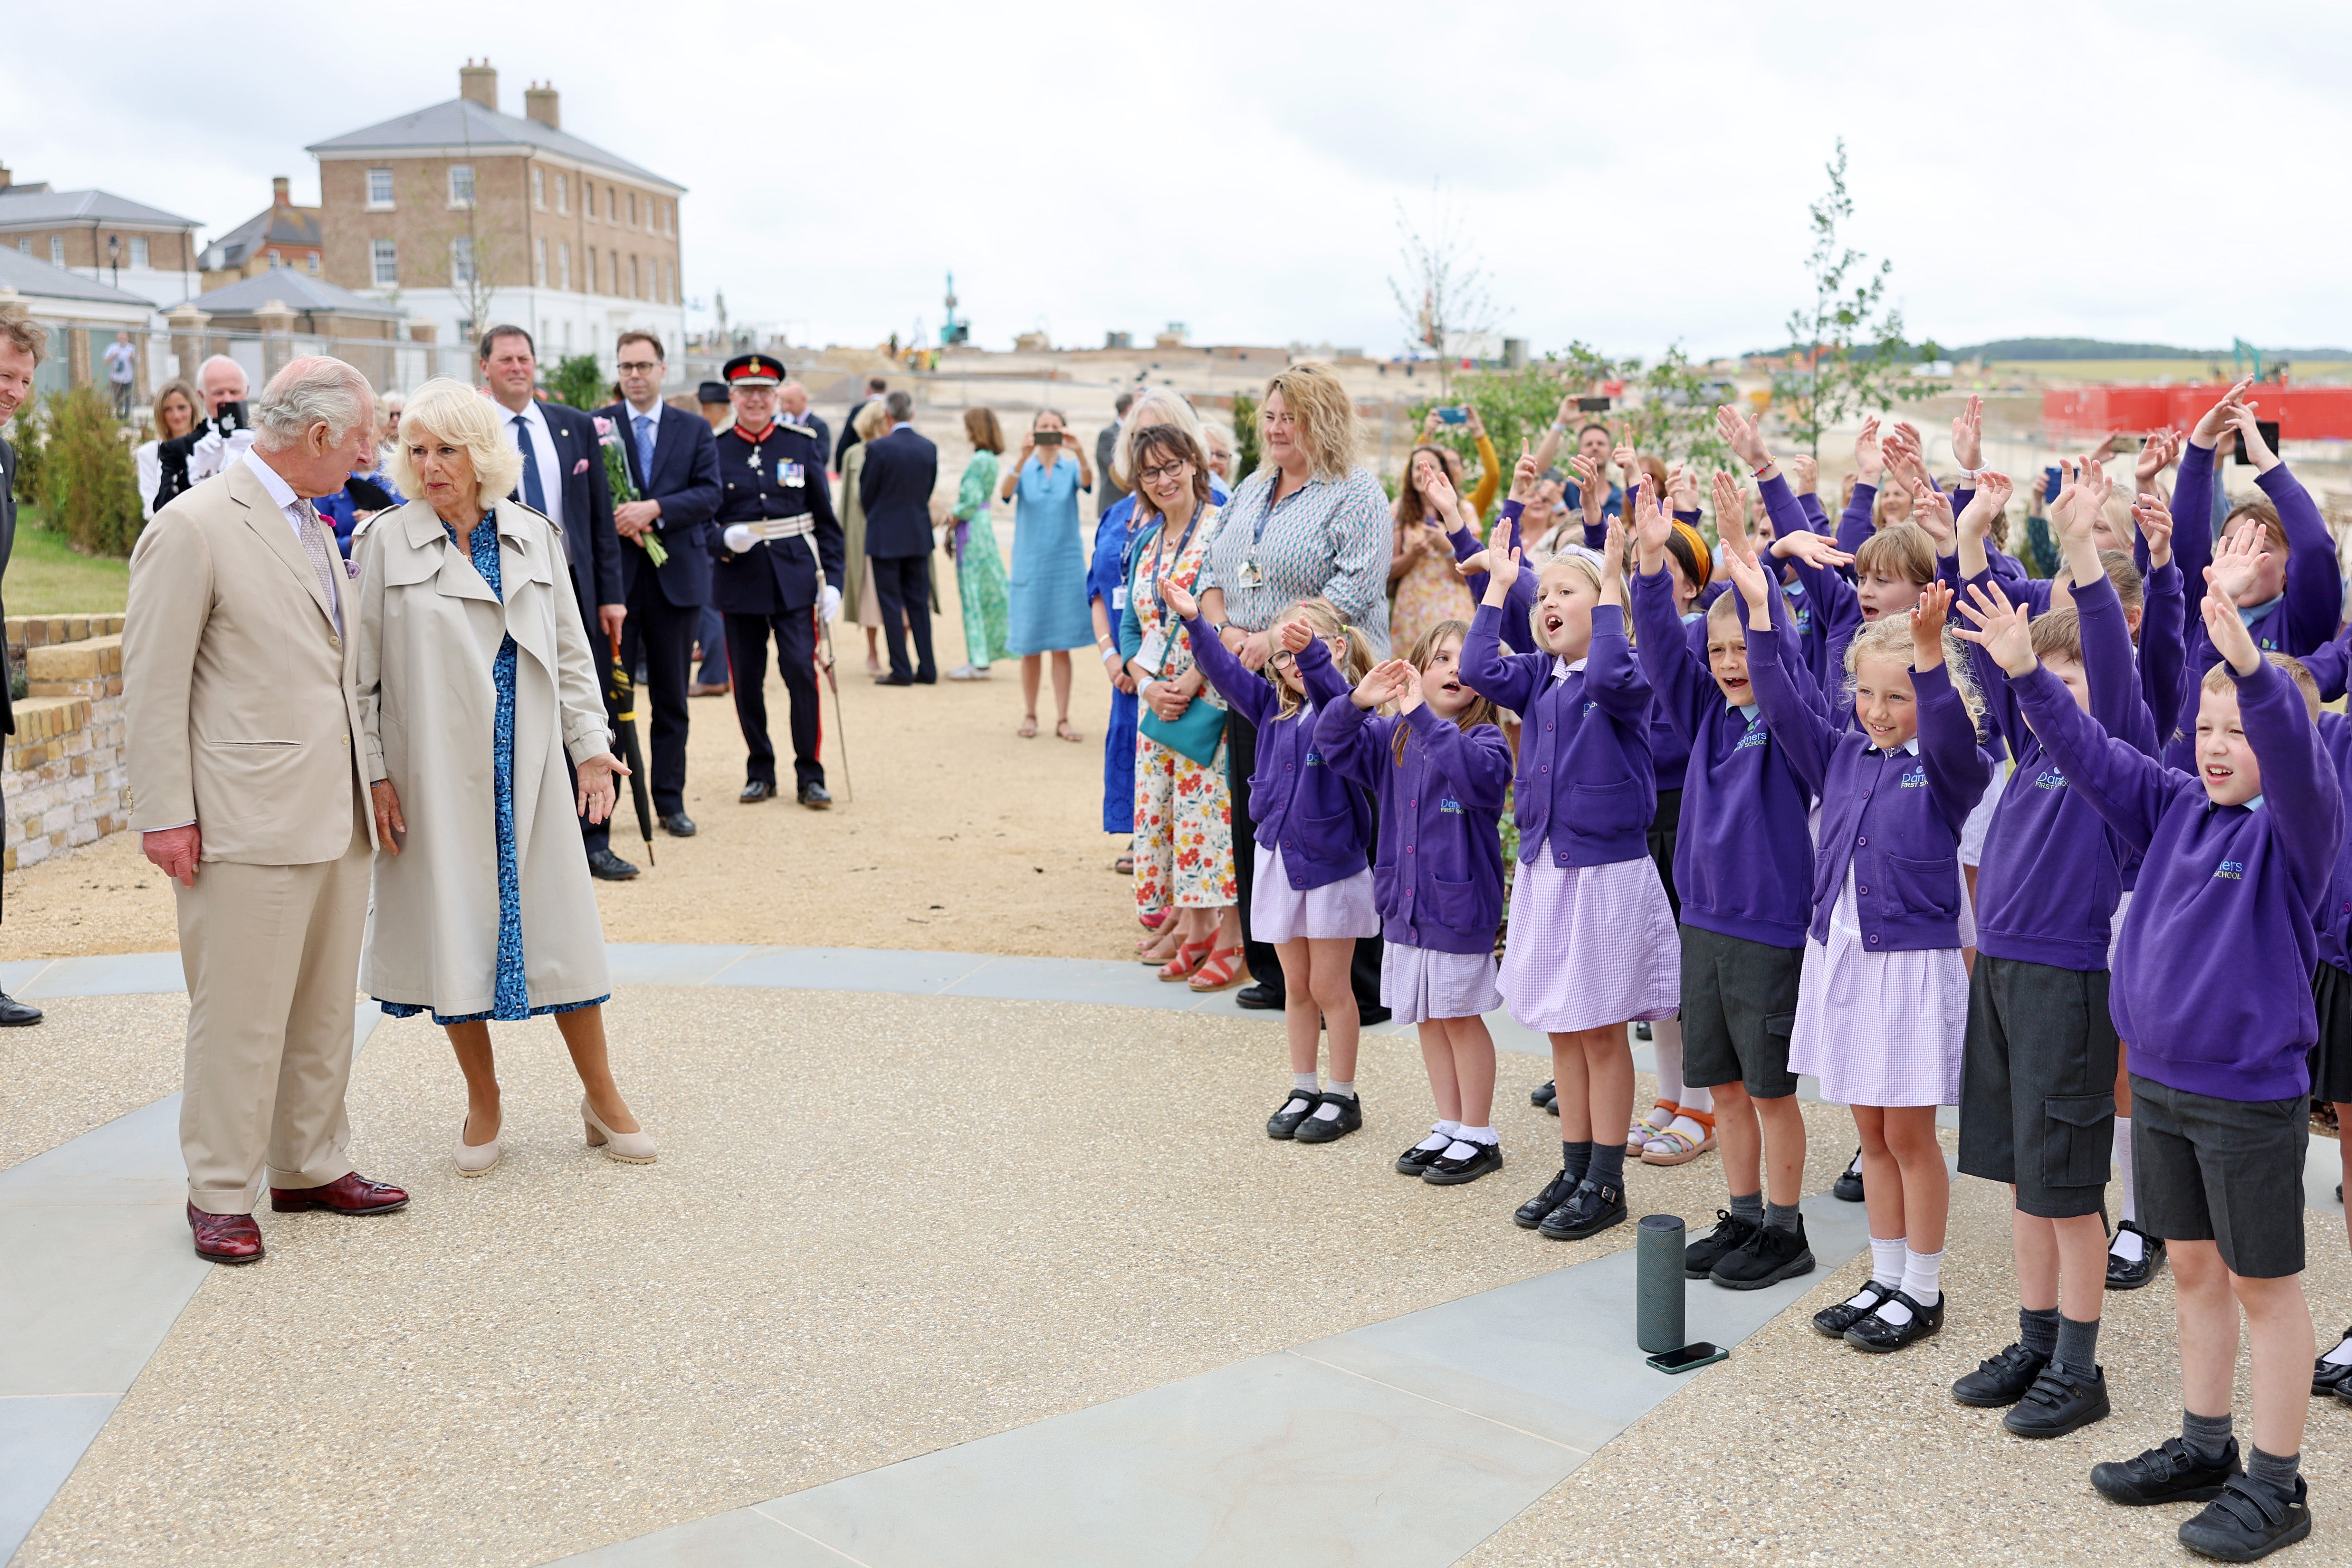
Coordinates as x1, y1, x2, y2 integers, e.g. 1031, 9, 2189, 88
501, 398, 564, 536
626, 398, 662, 465
240, 448, 341, 637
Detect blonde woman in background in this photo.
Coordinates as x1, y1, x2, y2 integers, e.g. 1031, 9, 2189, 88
947, 407, 1013, 679
1200, 419, 1238, 488
837, 397, 894, 673
134, 378, 200, 518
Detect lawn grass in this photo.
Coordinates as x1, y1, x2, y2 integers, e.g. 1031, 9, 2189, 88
4, 509, 129, 616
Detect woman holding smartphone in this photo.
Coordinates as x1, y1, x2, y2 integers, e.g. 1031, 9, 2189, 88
1000, 407, 1095, 740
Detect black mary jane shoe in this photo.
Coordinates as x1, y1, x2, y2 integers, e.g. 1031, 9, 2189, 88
1812, 1279, 1895, 1340
1514, 1168, 1578, 1229
2093, 1436, 2241, 1506
1395, 1139, 1450, 1176
1423, 1140, 1503, 1186
1683, 1210, 1761, 1279
1537, 1179, 1626, 1240
2106, 1221, 2166, 1290
1530, 1079, 1556, 1109
2178, 1475, 2311, 1561
1265, 1092, 1320, 1141
1292, 1092, 1362, 1144
798, 783, 832, 809
2317, 1330, 2352, 1396
1832, 1148, 1864, 1203
1843, 1290, 1946, 1353
739, 779, 778, 804
1951, 1342, 2050, 1408
2002, 1362, 2111, 1439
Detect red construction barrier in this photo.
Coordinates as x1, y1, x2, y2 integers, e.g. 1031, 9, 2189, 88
2046, 385, 2352, 441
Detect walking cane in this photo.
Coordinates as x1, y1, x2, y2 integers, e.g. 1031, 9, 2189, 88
605, 631, 658, 865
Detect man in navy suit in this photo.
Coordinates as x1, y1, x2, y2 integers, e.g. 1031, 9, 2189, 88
857, 390, 938, 685
479, 325, 637, 879
598, 331, 720, 838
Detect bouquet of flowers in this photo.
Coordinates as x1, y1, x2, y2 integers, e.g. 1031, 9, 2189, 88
593, 415, 667, 568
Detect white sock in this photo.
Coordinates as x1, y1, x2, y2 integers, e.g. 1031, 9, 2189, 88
1844, 1148, 1865, 1178
1310, 1080, 1355, 1122
2111, 1227, 2145, 1263
1652, 1019, 1685, 1104
1293, 1072, 1322, 1095
1461, 1125, 1497, 1144
2324, 1330, 2352, 1368
2113, 1117, 2137, 1225
1655, 1113, 1710, 1147
1848, 1236, 1906, 1307
1442, 1139, 1480, 1160
1325, 1079, 1355, 1100
1415, 1121, 1458, 1152
1900, 1245, 1944, 1308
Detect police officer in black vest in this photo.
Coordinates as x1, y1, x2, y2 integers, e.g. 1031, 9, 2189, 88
708, 354, 846, 808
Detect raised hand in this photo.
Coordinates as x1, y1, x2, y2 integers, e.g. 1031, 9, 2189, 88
1788, 454, 1819, 496
1770, 529, 1854, 569
1569, 453, 1607, 526
1854, 415, 1884, 482
1395, 658, 1427, 714
1631, 469, 1673, 571
1711, 470, 1753, 564
2192, 378, 2256, 446
2209, 515, 2266, 602
1613, 442, 1640, 483
2059, 455, 2113, 544
1952, 579, 2035, 677
1158, 574, 1200, 621
1911, 483, 1957, 552
2203, 558, 2263, 676
2137, 427, 2181, 487
1666, 462, 1700, 514
1715, 403, 1769, 468
1510, 438, 1540, 502
1352, 659, 1409, 710
1601, 512, 1631, 594
1956, 469, 2012, 542
1277, 617, 1315, 655
2227, 402, 2279, 472
1911, 578, 1954, 670
1883, 423, 1932, 495
2133, 491, 2175, 569
1420, 460, 1462, 525
1483, 543, 1524, 605
1722, 540, 1775, 625
1951, 393, 1984, 471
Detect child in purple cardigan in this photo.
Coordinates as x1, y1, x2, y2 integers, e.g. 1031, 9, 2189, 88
1745, 573, 1993, 1356
1319, 620, 1512, 1186
1960, 567, 2339, 1563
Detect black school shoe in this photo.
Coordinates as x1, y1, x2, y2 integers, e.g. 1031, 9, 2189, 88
1537, 1179, 1626, 1240
1514, 1168, 1579, 1229
1235, 982, 1284, 1011
1395, 1138, 1449, 1176
1292, 1092, 1362, 1144
1423, 1140, 1503, 1185
1266, 1092, 1320, 1140
1832, 1148, 1864, 1202
2320, 1330, 2352, 1396
1843, 1290, 1945, 1352
1710, 1216, 1815, 1290
1814, 1279, 1896, 1339
2107, 1221, 2166, 1290
2178, 1475, 2310, 1562
1530, 1080, 1557, 1109
1683, 1211, 1761, 1278
2003, 1362, 2111, 1439
1952, 1342, 2050, 1407
2092, 1436, 2242, 1506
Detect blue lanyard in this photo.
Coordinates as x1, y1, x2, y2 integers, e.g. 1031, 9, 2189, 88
1143, 503, 1205, 607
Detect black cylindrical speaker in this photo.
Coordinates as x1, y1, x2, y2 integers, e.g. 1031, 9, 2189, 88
1636, 1213, 1686, 1354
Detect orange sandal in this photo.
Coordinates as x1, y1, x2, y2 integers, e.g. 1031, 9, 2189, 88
1188, 945, 1248, 991
1158, 939, 1214, 981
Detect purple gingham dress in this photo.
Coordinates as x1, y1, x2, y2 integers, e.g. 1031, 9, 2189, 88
1787, 867, 1969, 1107
1498, 844, 1679, 1034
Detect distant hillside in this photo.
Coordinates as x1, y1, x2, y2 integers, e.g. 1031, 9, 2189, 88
1946, 337, 2352, 363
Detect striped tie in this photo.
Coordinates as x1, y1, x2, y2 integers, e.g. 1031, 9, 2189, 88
294, 497, 343, 635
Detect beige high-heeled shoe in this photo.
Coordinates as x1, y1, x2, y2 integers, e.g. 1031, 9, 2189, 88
581, 1095, 656, 1164
454, 1114, 500, 1176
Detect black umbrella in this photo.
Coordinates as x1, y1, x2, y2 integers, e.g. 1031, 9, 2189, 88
604, 634, 656, 865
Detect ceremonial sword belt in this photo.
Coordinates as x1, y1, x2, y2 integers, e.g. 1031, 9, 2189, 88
742, 515, 816, 542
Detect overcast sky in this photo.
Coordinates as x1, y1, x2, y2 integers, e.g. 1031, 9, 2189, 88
9, 1, 2348, 360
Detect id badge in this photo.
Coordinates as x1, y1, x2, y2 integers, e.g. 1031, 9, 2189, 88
1238, 555, 1263, 588
779, 460, 805, 488
1111, 585, 1128, 612
1136, 627, 1170, 675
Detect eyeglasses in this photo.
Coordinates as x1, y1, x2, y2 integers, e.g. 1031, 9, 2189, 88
617, 359, 662, 374
1137, 461, 1190, 485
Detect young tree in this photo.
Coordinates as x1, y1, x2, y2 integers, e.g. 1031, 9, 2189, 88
1387, 183, 1495, 396
1773, 139, 1937, 458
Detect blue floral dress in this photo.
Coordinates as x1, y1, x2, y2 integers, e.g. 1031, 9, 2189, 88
378, 513, 609, 1026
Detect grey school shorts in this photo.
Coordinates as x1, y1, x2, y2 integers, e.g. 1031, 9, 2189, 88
2309, 960, 2352, 1107
2130, 1073, 2308, 1280
1678, 924, 1802, 1099
1956, 955, 2120, 1219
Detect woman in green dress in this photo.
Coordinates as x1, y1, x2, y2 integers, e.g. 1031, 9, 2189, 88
947, 407, 1013, 679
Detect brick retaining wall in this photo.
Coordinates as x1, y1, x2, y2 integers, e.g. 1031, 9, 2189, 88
3, 618, 130, 872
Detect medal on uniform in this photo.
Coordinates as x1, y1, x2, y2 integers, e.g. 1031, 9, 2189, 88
780, 460, 804, 488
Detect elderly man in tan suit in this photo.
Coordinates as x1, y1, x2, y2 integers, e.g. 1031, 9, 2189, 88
124, 355, 410, 1264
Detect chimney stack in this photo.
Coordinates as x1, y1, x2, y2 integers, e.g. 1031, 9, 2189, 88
459, 58, 498, 110
0, 164, 11, 191
524, 81, 560, 130
271, 175, 291, 206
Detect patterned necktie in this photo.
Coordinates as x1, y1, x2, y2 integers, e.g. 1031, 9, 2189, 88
512, 413, 547, 513
294, 497, 342, 633
633, 413, 655, 482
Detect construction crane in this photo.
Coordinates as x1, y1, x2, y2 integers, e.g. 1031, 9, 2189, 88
940, 270, 968, 346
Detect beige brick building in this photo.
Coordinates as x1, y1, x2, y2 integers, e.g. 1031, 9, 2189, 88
308, 61, 686, 384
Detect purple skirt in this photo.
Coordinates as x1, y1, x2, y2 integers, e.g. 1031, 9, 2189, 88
1498, 848, 1679, 1034
1251, 845, 1381, 944
1381, 943, 1502, 1024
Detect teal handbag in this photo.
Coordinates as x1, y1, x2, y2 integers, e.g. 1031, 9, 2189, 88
1139, 693, 1226, 766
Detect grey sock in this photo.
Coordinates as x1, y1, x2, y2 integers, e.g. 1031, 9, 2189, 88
2183, 1409, 2235, 1468
1764, 1200, 1802, 1233
2247, 1445, 2301, 1496
2053, 1314, 2100, 1375
1561, 1140, 1592, 1186
1729, 1190, 1764, 1225
2019, 1306, 2060, 1358
1587, 1141, 1626, 1190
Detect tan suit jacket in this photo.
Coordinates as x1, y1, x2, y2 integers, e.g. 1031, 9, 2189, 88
123, 457, 376, 862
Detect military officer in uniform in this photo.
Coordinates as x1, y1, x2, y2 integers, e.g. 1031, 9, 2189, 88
709, 354, 846, 808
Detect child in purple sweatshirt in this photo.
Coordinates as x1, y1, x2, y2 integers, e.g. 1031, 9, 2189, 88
1963, 567, 2339, 1561
1166, 581, 1378, 1146
1747, 575, 1993, 1357
1636, 468, 1823, 1294
1462, 503, 1676, 1247
1945, 469, 2157, 1439
2172, 381, 2340, 658
1317, 619, 1512, 1187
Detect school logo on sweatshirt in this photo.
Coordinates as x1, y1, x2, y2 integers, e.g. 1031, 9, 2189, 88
2214, 859, 2245, 881
1439, 796, 1464, 814
1304, 750, 1323, 767
2033, 766, 2067, 791
1899, 764, 1928, 789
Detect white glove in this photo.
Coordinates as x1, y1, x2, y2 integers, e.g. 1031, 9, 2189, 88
819, 585, 842, 623
722, 523, 756, 555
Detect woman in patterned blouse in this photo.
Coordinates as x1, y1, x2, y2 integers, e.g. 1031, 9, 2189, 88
1196, 363, 1391, 1013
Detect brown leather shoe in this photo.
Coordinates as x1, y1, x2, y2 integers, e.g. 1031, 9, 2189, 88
268, 1171, 410, 1215
187, 1203, 264, 1263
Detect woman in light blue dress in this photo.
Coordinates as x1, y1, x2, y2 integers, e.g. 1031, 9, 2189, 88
998, 407, 1095, 741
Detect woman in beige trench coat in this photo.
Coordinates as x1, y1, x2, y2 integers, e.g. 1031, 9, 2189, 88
359, 377, 655, 1176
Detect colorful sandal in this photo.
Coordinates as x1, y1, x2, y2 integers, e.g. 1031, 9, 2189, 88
1158, 939, 1214, 982
1189, 945, 1248, 992
1640, 1108, 1719, 1166
1626, 1100, 1678, 1154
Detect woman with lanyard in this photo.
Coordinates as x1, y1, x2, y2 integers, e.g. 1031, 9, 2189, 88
1195, 363, 1392, 1018
1119, 422, 1243, 989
